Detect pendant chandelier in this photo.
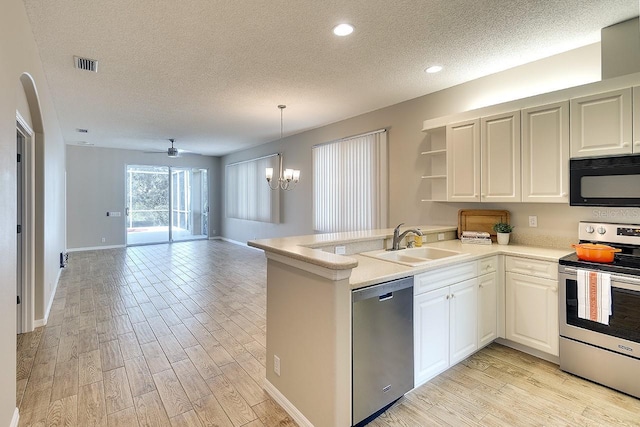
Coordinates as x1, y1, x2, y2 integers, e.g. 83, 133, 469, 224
265, 105, 300, 191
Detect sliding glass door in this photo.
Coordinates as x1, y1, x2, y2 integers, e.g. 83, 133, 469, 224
126, 165, 208, 245
171, 168, 208, 241
126, 165, 170, 245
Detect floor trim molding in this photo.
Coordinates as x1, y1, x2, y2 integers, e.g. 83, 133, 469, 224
219, 237, 262, 251
10, 408, 19, 427
66, 244, 126, 252
263, 379, 313, 427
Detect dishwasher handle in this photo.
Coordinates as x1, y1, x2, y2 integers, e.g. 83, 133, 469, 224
379, 292, 393, 302
352, 276, 413, 303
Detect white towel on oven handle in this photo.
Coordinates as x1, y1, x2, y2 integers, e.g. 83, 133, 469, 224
577, 269, 612, 325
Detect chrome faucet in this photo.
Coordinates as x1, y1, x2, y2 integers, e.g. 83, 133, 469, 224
391, 223, 423, 251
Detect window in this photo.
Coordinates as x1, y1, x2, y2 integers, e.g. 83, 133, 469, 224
313, 130, 387, 232
226, 154, 280, 223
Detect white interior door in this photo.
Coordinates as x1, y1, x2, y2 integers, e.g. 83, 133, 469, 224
16, 130, 24, 334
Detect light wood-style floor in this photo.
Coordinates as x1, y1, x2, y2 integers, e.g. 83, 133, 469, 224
17, 240, 640, 426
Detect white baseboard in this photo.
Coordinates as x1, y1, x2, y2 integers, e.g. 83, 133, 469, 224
66, 244, 126, 252
263, 379, 313, 427
495, 338, 560, 365
33, 264, 64, 329
219, 237, 263, 251
10, 408, 19, 427
37, 266, 63, 328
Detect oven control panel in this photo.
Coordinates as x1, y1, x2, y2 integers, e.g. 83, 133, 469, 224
618, 227, 640, 237
579, 222, 640, 245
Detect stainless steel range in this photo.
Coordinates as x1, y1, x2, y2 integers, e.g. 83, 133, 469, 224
559, 221, 640, 398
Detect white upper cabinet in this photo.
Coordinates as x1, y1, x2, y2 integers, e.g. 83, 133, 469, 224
446, 119, 480, 202
521, 101, 569, 203
570, 88, 633, 157
481, 111, 521, 202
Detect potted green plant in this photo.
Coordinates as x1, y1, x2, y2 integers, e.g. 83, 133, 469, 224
493, 222, 514, 245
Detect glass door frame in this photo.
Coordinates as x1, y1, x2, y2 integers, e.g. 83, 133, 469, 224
125, 164, 209, 246
171, 167, 209, 242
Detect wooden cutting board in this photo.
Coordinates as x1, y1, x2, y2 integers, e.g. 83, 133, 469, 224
458, 209, 510, 242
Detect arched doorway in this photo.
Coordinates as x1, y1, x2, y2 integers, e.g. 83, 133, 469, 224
17, 73, 45, 334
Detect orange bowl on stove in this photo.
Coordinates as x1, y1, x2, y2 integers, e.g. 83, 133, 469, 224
571, 243, 622, 263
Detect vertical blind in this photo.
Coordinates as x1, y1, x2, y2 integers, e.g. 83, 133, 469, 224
226, 154, 280, 223
313, 130, 387, 232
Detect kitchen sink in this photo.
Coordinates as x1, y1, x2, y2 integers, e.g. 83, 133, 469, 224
360, 246, 469, 267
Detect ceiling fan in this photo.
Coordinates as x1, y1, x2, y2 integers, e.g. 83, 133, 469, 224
145, 138, 199, 157
167, 138, 179, 158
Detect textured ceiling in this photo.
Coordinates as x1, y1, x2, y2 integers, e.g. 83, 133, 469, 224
22, 0, 639, 156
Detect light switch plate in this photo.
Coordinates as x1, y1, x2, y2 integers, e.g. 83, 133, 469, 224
529, 216, 538, 227
274, 355, 281, 376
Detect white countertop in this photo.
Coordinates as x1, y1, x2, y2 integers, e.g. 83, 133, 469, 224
349, 240, 572, 289
248, 227, 573, 289
248, 225, 458, 270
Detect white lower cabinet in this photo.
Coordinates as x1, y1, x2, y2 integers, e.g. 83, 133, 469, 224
477, 271, 498, 348
505, 270, 559, 356
414, 260, 481, 387
414, 278, 477, 386
414, 287, 450, 385
449, 279, 478, 365
414, 253, 560, 386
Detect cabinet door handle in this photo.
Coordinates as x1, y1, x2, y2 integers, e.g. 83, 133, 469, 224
479, 283, 484, 288
551, 286, 558, 293
451, 294, 455, 299
623, 142, 630, 147
446, 294, 450, 300
635, 141, 640, 146
561, 192, 568, 197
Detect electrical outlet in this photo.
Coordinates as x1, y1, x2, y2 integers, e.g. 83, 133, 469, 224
101, 237, 106, 243
335, 245, 346, 255
528, 216, 538, 228
437, 233, 445, 241
274, 355, 281, 376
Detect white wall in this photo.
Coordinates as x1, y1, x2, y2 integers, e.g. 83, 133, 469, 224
66, 146, 221, 249
0, 0, 67, 423
221, 43, 611, 246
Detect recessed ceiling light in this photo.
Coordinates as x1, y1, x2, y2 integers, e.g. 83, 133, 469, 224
333, 23, 354, 36
425, 65, 443, 74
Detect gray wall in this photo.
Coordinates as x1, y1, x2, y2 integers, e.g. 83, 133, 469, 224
221, 43, 612, 246
1, 0, 68, 423
66, 146, 221, 249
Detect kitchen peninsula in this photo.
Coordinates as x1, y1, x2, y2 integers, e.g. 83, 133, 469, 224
248, 226, 571, 427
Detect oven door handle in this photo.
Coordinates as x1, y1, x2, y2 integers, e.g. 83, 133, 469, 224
563, 267, 640, 287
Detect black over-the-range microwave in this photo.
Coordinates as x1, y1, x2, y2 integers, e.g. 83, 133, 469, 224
570, 154, 640, 207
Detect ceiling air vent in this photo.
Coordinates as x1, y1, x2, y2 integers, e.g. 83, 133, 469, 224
74, 56, 98, 72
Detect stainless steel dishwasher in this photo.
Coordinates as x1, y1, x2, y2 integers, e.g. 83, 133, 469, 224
352, 276, 413, 426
